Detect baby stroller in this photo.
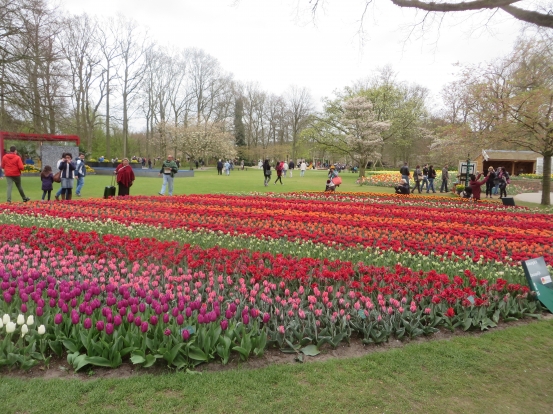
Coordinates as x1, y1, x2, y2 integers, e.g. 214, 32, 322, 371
461, 186, 473, 199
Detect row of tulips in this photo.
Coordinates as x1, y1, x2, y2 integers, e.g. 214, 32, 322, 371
0, 212, 528, 283
1, 193, 552, 264
0, 221, 542, 370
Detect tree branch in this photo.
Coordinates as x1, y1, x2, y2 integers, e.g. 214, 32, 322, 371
389, 0, 519, 12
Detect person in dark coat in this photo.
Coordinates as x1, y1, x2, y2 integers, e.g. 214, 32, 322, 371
394, 179, 410, 195
485, 166, 496, 198
217, 159, 223, 175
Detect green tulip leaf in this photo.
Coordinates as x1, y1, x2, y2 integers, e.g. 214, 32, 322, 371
300, 345, 320, 356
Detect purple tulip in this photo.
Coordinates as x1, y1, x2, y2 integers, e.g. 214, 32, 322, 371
36, 307, 43, 317
54, 313, 63, 325
139, 303, 146, 313
182, 329, 190, 341
185, 307, 192, 318
164, 328, 171, 336
250, 308, 259, 318
84, 318, 92, 329
263, 313, 270, 324
150, 315, 158, 326
96, 320, 105, 331
71, 311, 80, 325
163, 313, 170, 324
127, 313, 134, 323
131, 304, 138, 314
140, 321, 149, 333
242, 314, 250, 325
105, 323, 114, 335
114, 315, 122, 326
176, 314, 184, 325
198, 314, 204, 324
225, 310, 233, 319
3, 292, 12, 303
220, 320, 228, 331
134, 316, 142, 327
20, 303, 27, 313
49, 298, 56, 308
171, 307, 179, 317
119, 307, 127, 316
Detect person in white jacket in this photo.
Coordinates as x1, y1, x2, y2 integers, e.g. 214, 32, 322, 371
300, 161, 307, 177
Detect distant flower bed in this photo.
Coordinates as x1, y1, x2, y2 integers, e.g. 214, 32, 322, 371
517, 173, 553, 180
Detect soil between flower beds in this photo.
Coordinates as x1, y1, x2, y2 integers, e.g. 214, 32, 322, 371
3, 315, 549, 380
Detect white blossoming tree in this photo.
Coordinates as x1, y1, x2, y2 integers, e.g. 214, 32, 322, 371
305, 95, 390, 177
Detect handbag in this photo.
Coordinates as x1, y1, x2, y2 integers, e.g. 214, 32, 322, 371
53, 171, 61, 183
331, 176, 342, 186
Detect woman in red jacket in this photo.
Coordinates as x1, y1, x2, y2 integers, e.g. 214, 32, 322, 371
115, 158, 135, 196
469, 171, 491, 201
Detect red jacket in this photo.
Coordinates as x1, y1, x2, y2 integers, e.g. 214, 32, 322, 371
1, 153, 24, 177
469, 173, 489, 200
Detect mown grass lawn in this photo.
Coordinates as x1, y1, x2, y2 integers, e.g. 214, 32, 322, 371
0, 320, 552, 413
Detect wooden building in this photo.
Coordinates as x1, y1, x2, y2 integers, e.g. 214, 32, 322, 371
475, 150, 539, 176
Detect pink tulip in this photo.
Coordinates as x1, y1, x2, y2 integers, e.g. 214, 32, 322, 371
96, 320, 104, 331
141, 321, 149, 333
182, 329, 190, 341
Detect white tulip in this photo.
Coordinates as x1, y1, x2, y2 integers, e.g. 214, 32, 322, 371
16, 314, 24, 325
2, 314, 10, 324
0, 320, 3, 329
5, 321, 16, 333
21, 324, 29, 336
26, 315, 34, 326
37, 325, 46, 335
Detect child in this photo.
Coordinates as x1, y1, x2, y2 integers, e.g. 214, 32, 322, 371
41, 165, 54, 201
325, 179, 335, 192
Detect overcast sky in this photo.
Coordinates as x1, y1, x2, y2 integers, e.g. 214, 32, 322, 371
61, 0, 521, 110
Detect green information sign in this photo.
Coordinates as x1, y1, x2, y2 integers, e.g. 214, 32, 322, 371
522, 257, 553, 313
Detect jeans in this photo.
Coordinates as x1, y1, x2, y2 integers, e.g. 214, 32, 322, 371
160, 174, 174, 195
6, 176, 27, 202
440, 179, 448, 192
427, 178, 435, 193
76, 176, 85, 195
300, 170, 305, 177
401, 174, 410, 186
493, 183, 499, 195
421, 177, 429, 191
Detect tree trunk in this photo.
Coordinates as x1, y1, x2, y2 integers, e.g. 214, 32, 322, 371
541, 154, 551, 205
106, 67, 111, 159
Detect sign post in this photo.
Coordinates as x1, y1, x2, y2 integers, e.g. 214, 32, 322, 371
522, 257, 553, 313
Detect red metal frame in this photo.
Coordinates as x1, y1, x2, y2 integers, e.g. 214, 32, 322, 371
0, 131, 80, 159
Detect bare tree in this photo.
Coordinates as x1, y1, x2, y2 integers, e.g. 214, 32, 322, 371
286, 86, 313, 160
60, 13, 105, 153
116, 15, 149, 157
308, 0, 553, 29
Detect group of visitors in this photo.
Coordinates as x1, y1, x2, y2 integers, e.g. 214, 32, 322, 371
397, 162, 440, 194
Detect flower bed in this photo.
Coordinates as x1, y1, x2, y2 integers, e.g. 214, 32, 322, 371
0, 193, 550, 371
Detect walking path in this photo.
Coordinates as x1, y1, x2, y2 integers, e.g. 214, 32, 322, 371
514, 192, 553, 203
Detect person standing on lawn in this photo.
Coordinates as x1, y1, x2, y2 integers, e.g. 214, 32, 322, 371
158, 154, 178, 196
2, 146, 30, 203
440, 165, 449, 193
58, 153, 76, 200
426, 165, 437, 193
75, 153, 86, 197
115, 158, 136, 196
400, 162, 410, 187
288, 160, 295, 177
300, 160, 307, 177
469, 171, 491, 201
263, 159, 271, 186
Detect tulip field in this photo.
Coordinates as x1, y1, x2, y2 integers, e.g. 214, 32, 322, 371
0, 191, 551, 371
